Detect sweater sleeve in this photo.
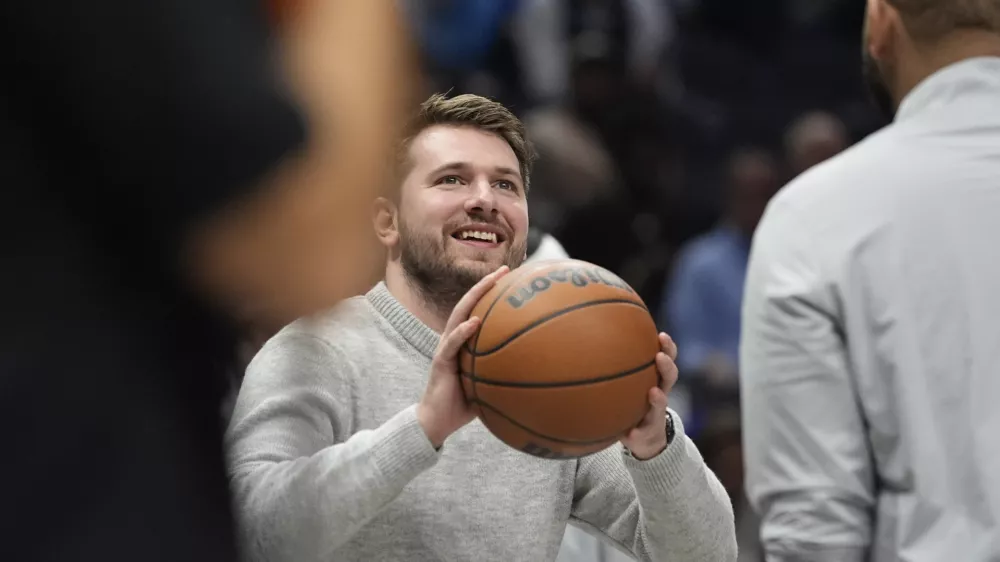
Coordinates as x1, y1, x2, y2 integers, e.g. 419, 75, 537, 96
225, 331, 440, 562
569, 411, 738, 561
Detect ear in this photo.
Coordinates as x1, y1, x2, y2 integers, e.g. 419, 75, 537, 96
373, 196, 400, 249
866, 0, 899, 60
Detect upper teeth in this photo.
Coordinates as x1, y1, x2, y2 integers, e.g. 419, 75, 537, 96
459, 230, 497, 243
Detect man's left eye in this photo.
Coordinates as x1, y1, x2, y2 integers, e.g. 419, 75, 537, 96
496, 181, 515, 191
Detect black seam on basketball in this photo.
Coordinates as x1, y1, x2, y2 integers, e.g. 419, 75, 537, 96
462, 358, 655, 388
469, 265, 539, 407
473, 399, 647, 445
467, 299, 649, 357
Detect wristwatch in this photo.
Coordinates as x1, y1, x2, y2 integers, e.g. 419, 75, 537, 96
664, 409, 676, 445
623, 409, 675, 459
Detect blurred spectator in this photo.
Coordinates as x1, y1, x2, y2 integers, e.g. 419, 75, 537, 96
659, 148, 780, 389
511, 0, 676, 107
656, 150, 778, 562
522, 96, 640, 278
659, 147, 781, 562
523, 107, 620, 233
784, 110, 849, 177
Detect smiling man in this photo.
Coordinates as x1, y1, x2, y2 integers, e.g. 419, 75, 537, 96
384, 99, 529, 330
225, 93, 736, 562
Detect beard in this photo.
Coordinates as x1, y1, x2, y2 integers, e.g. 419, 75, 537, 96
398, 215, 527, 315
862, 49, 898, 122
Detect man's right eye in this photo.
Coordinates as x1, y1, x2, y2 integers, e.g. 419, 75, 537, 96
440, 176, 461, 185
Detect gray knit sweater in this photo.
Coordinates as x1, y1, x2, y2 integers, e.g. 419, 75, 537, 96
225, 282, 737, 562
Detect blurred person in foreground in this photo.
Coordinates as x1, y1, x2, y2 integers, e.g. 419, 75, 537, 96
784, 110, 850, 178
1, 1, 415, 560
741, 0, 1000, 559
661, 148, 780, 392
226, 93, 736, 562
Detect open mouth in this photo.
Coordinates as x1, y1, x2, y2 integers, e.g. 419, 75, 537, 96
451, 225, 506, 248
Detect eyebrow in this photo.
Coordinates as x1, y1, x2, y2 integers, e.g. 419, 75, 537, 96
493, 166, 522, 179
428, 162, 523, 181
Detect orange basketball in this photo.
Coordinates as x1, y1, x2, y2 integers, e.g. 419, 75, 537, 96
459, 259, 659, 459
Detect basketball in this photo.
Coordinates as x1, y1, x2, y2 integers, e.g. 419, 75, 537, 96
459, 259, 660, 460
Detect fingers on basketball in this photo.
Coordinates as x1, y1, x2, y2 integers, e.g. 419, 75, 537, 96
659, 332, 678, 362
464, 260, 659, 459
656, 351, 679, 392
627, 394, 663, 435
649, 386, 668, 411
438, 317, 482, 360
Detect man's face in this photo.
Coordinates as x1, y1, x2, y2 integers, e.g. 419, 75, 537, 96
396, 124, 529, 309
862, 0, 900, 121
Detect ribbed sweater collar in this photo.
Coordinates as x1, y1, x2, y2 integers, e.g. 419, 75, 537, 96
366, 281, 440, 359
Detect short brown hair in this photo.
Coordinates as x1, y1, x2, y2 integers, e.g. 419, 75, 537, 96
395, 93, 536, 192
888, 0, 1000, 41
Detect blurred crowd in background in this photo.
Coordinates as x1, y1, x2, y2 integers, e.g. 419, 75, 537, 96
399, 0, 883, 558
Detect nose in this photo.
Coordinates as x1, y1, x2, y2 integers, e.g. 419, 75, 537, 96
463, 178, 497, 216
